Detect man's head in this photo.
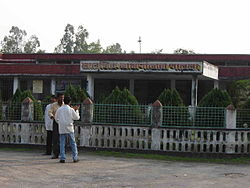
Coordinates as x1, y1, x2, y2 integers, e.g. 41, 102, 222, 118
64, 96, 71, 105
57, 93, 64, 104
50, 95, 57, 103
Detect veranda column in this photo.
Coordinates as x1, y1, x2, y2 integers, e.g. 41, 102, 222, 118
214, 80, 219, 89
191, 75, 198, 106
50, 79, 56, 95
129, 79, 134, 95
171, 79, 176, 90
13, 77, 19, 94
87, 74, 94, 99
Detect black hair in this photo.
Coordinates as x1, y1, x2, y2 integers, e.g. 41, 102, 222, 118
56, 93, 64, 98
64, 96, 71, 105
51, 95, 56, 99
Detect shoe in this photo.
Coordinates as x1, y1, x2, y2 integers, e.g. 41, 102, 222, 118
59, 160, 65, 163
73, 159, 79, 163
51, 155, 59, 159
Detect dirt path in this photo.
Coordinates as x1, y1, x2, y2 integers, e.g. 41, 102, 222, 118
0, 150, 250, 188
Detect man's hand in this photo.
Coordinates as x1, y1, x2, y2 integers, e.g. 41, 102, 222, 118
72, 105, 80, 111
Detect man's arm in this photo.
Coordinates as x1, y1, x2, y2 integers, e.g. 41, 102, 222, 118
48, 103, 55, 119
71, 108, 80, 121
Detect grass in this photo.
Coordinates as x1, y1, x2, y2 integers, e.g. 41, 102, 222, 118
88, 150, 250, 164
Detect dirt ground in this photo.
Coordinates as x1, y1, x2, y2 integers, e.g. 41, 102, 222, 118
0, 150, 250, 188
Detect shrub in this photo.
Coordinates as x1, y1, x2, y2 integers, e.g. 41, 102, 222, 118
196, 88, 232, 128
0, 92, 2, 120
198, 88, 232, 107
157, 89, 189, 127
64, 84, 88, 103
94, 87, 146, 125
227, 79, 250, 108
7, 89, 43, 121
158, 88, 184, 106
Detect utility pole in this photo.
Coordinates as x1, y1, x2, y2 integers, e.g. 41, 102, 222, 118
138, 36, 142, 53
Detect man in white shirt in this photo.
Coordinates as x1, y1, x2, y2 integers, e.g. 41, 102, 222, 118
55, 96, 80, 163
44, 95, 57, 155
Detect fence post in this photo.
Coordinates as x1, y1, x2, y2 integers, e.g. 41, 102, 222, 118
225, 104, 236, 154
225, 104, 236, 129
81, 97, 93, 124
151, 100, 163, 127
21, 97, 34, 121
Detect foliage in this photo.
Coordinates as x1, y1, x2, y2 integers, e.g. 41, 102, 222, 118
0, 91, 2, 120
158, 89, 189, 127
64, 84, 88, 103
227, 79, 250, 108
103, 43, 124, 53
195, 89, 232, 128
23, 35, 40, 53
54, 24, 75, 53
0, 26, 43, 53
7, 89, 43, 121
173, 48, 195, 54
94, 87, 146, 124
74, 25, 89, 53
158, 89, 185, 106
87, 40, 103, 53
243, 98, 250, 109
55, 24, 124, 54
198, 88, 232, 107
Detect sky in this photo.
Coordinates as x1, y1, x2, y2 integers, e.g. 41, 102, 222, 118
1, 0, 250, 54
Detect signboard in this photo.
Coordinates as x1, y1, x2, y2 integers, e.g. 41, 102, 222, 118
33, 80, 43, 93
80, 61, 203, 73
202, 61, 218, 80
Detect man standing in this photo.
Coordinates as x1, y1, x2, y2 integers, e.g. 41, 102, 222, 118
44, 95, 57, 155
55, 96, 80, 163
48, 93, 64, 159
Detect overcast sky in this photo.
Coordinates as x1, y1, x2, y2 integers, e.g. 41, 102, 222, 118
1, 0, 250, 54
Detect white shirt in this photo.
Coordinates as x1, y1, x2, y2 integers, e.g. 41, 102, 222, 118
55, 105, 80, 134
44, 103, 53, 131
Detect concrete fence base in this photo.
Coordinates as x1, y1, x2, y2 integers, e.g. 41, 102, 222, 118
1, 122, 250, 155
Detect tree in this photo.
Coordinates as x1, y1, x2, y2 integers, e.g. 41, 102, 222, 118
55, 24, 125, 54
24, 35, 40, 53
103, 43, 124, 53
74, 25, 89, 53
151, 49, 163, 54
88, 40, 103, 53
54, 24, 75, 53
174, 48, 195, 54
1, 26, 27, 53
0, 26, 43, 53
227, 79, 250, 108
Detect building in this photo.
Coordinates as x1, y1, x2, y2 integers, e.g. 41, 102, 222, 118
0, 53, 249, 105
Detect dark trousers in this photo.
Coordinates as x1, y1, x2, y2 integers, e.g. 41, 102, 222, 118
52, 120, 60, 157
46, 130, 53, 155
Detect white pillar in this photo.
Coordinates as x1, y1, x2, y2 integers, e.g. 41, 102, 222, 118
171, 79, 176, 90
87, 74, 94, 99
51, 79, 56, 95
214, 80, 219, 89
129, 79, 134, 95
13, 77, 19, 94
191, 75, 198, 106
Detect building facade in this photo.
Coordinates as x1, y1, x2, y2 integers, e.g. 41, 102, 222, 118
0, 53, 249, 105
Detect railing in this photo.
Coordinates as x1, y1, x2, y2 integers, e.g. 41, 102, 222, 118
161, 106, 226, 128
93, 104, 151, 126
236, 109, 250, 129
1, 101, 249, 129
